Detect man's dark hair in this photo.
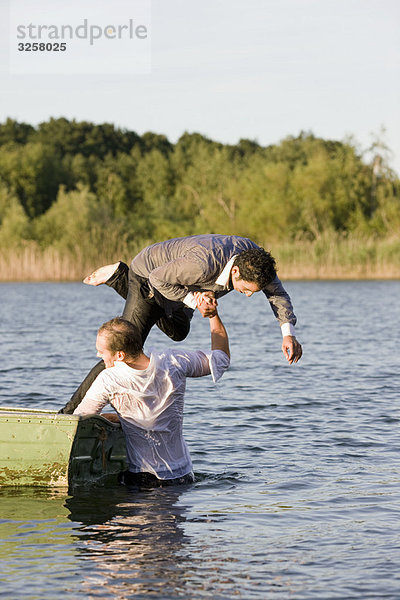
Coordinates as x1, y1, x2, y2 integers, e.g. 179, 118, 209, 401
98, 317, 143, 358
233, 247, 277, 288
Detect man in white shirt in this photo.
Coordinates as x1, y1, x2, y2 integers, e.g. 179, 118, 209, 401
73, 297, 230, 487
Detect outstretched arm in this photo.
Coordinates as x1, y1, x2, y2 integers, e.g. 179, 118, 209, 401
262, 275, 297, 328
195, 293, 230, 358
177, 300, 230, 381
209, 312, 230, 358
73, 372, 110, 415
263, 276, 302, 364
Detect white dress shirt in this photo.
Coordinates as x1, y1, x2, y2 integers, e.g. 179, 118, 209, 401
74, 348, 230, 480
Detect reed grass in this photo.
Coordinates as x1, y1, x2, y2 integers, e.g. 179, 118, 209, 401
0, 242, 131, 282
0, 235, 399, 282
272, 234, 400, 279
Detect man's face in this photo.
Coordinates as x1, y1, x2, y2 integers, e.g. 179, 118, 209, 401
96, 332, 119, 368
231, 266, 261, 297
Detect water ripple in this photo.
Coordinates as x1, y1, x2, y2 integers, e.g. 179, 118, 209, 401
1, 281, 400, 599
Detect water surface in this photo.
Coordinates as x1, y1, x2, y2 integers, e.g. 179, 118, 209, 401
0, 281, 399, 599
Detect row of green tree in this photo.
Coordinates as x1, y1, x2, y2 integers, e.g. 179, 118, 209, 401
0, 117, 399, 255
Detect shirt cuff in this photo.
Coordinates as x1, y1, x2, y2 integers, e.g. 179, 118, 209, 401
208, 350, 230, 383
183, 292, 197, 310
281, 322, 296, 338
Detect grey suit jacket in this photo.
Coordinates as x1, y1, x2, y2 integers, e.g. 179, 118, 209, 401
131, 234, 296, 327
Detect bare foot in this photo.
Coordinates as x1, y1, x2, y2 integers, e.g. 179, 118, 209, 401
83, 262, 120, 286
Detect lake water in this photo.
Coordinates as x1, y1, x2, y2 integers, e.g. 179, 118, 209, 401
0, 281, 399, 599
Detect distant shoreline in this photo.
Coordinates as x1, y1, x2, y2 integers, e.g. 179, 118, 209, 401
1, 238, 398, 282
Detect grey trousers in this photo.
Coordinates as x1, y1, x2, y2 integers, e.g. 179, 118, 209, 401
61, 262, 194, 414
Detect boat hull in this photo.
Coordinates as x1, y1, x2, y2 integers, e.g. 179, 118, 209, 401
0, 407, 127, 487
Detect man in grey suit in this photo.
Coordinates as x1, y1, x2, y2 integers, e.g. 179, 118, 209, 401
61, 234, 302, 414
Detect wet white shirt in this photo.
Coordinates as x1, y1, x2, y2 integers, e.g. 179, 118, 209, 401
74, 348, 230, 480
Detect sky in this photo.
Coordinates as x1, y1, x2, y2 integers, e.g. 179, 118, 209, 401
1, 0, 399, 174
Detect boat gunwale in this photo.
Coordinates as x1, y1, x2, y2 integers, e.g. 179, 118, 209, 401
0, 406, 122, 428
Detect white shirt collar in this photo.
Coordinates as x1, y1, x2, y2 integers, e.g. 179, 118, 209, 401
215, 255, 237, 287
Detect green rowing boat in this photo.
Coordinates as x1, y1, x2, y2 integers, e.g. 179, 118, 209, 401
0, 407, 127, 487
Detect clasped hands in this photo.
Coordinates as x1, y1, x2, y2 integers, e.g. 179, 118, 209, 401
194, 291, 218, 318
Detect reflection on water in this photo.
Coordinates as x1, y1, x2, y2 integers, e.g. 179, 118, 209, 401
1, 481, 250, 599
0, 488, 76, 598
0, 485, 192, 599
66, 486, 191, 599
1, 282, 400, 598
2, 465, 400, 599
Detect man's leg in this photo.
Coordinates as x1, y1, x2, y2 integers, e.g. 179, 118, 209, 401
121, 271, 165, 344
156, 306, 194, 342
85, 262, 194, 341
105, 262, 130, 299
61, 360, 105, 414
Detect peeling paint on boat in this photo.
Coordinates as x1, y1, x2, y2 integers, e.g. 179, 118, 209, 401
0, 407, 127, 487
